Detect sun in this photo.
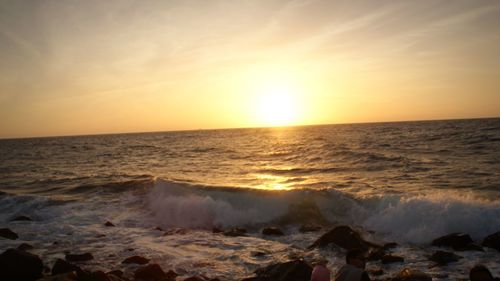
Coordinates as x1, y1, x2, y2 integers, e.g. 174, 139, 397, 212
256, 82, 299, 127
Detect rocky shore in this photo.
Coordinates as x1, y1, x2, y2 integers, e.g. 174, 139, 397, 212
1, 222, 499, 281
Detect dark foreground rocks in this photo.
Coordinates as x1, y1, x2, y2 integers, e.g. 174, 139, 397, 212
482, 231, 500, 251
11, 215, 33, 221
0, 227, 19, 240
242, 259, 312, 281
223, 228, 247, 237
431, 233, 473, 250
429, 251, 462, 265
0, 248, 44, 281
308, 225, 378, 250
122, 255, 150, 265
65, 253, 94, 262
261, 227, 284, 236
134, 264, 167, 281
52, 259, 81, 275
392, 268, 432, 281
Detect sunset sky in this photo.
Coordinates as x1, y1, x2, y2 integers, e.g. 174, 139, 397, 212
1, 0, 500, 138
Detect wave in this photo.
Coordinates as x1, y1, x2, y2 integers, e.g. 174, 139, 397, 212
148, 179, 500, 244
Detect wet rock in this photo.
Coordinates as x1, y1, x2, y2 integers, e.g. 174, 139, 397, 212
252, 259, 312, 281
456, 243, 484, 252
368, 269, 384, 276
383, 242, 399, 250
122, 255, 150, 265
381, 254, 404, 264
252, 251, 268, 257
11, 215, 32, 221
298, 224, 322, 233
367, 248, 386, 261
392, 268, 432, 281
0, 248, 44, 281
77, 270, 111, 281
429, 251, 462, 265
134, 264, 166, 281
17, 243, 34, 251
52, 258, 81, 275
154, 226, 163, 231
431, 233, 473, 250
223, 228, 247, 237
104, 221, 115, 227
96, 234, 106, 238
482, 231, 500, 251
38, 271, 77, 281
106, 270, 123, 278
65, 253, 94, 262
0, 228, 19, 240
308, 225, 378, 250
165, 270, 179, 280
262, 227, 284, 236
212, 227, 223, 234
183, 277, 205, 281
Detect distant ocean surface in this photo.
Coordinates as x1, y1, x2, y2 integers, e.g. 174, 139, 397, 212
1, 118, 499, 280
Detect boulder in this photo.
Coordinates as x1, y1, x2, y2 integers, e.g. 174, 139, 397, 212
482, 231, 500, 251
262, 227, 284, 236
298, 224, 322, 233
383, 242, 399, 250
368, 269, 384, 276
431, 233, 473, 250
367, 248, 386, 261
65, 253, 94, 262
183, 277, 205, 281
134, 264, 166, 281
106, 270, 123, 278
223, 228, 247, 237
252, 259, 312, 281
122, 255, 150, 265
392, 268, 432, 281
381, 254, 404, 264
0, 228, 19, 240
37, 271, 77, 281
77, 270, 112, 281
429, 251, 462, 265
52, 258, 81, 275
165, 270, 179, 280
11, 215, 32, 221
308, 225, 378, 250
17, 243, 34, 251
0, 248, 44, 281
104, 221, 115, 227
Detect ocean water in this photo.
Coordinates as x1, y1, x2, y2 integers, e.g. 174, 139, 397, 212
0, 118, 499, 280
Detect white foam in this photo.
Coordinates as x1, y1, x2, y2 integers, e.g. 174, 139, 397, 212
148, 180, 289, 229
362, 192, 500, 243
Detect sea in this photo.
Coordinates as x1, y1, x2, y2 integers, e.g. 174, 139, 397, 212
1, 118, 499, 280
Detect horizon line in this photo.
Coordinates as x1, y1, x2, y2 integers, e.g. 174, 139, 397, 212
1, 115, 499, 141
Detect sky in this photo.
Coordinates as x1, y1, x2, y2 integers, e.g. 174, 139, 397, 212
1, 0, 500, 138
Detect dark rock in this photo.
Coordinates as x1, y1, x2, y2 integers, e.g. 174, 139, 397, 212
126, 248, 134, 252
0, 248, 44, 281
77, 270, 111, 281
392, 268, 432, 281
383, 242, 398, 250
0, 228, 19, 240
17, 243, 34, 251
38, 271, 77, 281
429, 251, 462, 265
456, 243, 484, 252
106, 270, 123, 277
154, 226, 163, 231
253, 259, 312, 281
262, 227, 284, 236
431, 233, 473, 250
368, 269, 384, 276
298, 224, 322, 233
52, 258, 81, 275
183, 277, 205, 281
104, 221, 115, 227
134, 264, 166, 281
308, 225, 378, 250
11, 215, 33, 221
223, 228, 247, 237
165, 270, 179, 280
163, 228, 188, 235
252, 251, 268, 257
381, 254, 404, 264
96, 234, 106, 238
212, 227, 223, 234
122, 255, 150, 265
482, 231, 500, 251
65, 253, 94, 262
367, 248, 386, 261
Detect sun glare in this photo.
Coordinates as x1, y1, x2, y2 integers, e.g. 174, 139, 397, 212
255, 82, 300, 127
